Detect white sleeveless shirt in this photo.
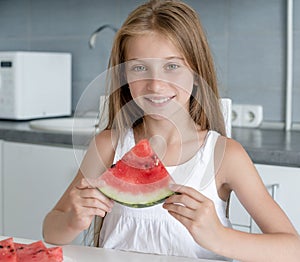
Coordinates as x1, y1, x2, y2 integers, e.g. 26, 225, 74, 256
99, 129, 232, 261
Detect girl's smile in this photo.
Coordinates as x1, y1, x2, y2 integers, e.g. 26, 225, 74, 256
144, 95, 175, 106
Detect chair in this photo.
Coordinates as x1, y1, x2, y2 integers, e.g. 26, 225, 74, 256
220, 98, 232, 138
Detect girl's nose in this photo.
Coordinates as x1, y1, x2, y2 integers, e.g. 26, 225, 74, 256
146, 78, 166, 92
146, 67, 168, 92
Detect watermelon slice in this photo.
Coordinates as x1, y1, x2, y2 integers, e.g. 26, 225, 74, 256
0, 237, 17, 262
97, 139, 175, 207
15, 241, 63, 262
0, 238, 63, 262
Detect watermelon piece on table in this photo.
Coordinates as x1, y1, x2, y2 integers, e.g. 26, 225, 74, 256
16, 241, 45, 262
0, 237, 17, 262
15, 241, 63, 262
98, 139, 175, 207
0, 238, 63, 262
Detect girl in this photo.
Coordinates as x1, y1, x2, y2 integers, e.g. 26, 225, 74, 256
43, 0, 300, 261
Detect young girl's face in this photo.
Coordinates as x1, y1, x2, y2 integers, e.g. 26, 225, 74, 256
124, 32, 194, 120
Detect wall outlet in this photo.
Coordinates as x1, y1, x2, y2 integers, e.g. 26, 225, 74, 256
232, 104, 263, 128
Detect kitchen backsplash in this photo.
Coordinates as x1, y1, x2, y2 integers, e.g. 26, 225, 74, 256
0, 0, 299, 123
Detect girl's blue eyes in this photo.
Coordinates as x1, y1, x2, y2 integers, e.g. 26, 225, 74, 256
131, 63, 180, 72
132, 65, 147, 72
166, 63, 179, 70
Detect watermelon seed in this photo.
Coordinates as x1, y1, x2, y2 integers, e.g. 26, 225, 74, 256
0, 245, 3, 248
150, 155, 159, 166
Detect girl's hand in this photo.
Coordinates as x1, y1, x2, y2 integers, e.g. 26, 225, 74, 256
163, 184, 225, 251
66, 178, 114, 232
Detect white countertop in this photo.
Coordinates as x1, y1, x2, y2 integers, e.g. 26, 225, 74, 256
0, 236, 223, 262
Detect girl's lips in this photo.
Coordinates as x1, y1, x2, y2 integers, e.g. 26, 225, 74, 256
144, 96, 175, 105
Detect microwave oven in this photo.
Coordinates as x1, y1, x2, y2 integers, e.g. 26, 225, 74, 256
0, 51, 72, 120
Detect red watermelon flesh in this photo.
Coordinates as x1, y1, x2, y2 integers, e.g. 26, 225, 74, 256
16, 241, 62, 262
0, 238, 63, 262
16, 241, 45, 262
121, 137, 159, 169
0, 238, 17, 262
98, 139, 175, 207
46, 246, 63, 260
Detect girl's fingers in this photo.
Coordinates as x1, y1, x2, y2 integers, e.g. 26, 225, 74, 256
164, 193, 199, 210
165, 184, 209, 211
169, 184, 209, 203
80, 197, 112, 213
78, 187, 114, 208
82, 206, 107, 218
76, 177, 94, 189
168, 210, 193, 228
74, 178, 114, 208
163, 202, 195, 220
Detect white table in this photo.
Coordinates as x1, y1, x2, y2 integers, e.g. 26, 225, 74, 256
0, 236, 223, 262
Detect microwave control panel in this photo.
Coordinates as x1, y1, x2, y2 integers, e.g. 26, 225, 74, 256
0, 58, 15, 115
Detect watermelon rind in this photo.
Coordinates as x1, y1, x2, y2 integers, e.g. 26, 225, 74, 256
98, 168, 175, 208
98, 185, 174, 208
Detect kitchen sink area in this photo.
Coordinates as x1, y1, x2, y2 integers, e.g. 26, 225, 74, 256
29, 117, 99, 134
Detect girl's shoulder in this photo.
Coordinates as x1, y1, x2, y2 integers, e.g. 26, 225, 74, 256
92, 129, 119, 168
211, 132, 246, 162
223, 137, 249, 160
213, 135, 245, 170
94, 129, 118, 146
217, 136, 257, 188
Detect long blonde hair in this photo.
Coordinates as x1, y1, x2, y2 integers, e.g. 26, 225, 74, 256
105, 0, 226, 138
91, 1, 227, 246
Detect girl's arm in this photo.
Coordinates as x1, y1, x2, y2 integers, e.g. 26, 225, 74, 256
219, 139, 300, 261
43, 130, 116, 245
164, 138, 300, 261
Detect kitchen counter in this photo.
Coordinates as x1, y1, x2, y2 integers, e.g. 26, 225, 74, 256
232, 127, 300, 167
0, 120, 90, 148
0, 236, 223, 262
0, 120, 300, 167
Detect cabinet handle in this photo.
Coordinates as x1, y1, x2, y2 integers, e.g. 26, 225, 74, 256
265, 183, 280, 201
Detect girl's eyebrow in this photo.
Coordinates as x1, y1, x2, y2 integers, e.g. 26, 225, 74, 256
165, 56, 185, 61
126, 56, 184, 61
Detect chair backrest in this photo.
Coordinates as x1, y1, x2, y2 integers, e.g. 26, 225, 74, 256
220, 98, 232, 138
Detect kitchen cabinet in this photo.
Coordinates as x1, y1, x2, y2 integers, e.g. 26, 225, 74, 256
2, 141, 86, 242
0, 140, 3, 235
229, 164, 300, 233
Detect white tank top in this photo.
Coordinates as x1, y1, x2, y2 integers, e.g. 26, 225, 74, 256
99, 129, 232, 261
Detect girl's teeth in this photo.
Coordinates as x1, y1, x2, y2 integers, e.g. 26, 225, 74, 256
148, 97, 170, 104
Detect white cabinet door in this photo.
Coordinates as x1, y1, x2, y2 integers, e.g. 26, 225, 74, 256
2, 141, 85, 241
229, 164, 300, 234
254, 164, 300, 233
0, 140, 3, 235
